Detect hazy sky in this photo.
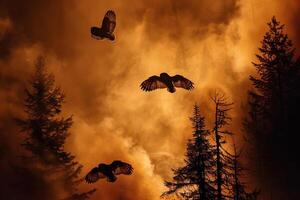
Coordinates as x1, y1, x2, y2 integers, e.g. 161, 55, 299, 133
1, 0, 299, 199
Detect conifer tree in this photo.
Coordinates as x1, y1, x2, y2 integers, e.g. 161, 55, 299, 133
17, 57, 95, 199
226, 143, 259, 200
248, 16, 299, 135
162, 105, 215, 200
244, 17, 300, 199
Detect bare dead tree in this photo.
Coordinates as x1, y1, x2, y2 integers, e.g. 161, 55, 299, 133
210, 90, 233, 200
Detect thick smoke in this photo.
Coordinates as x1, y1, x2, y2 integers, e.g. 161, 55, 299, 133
1, 0, 299, 199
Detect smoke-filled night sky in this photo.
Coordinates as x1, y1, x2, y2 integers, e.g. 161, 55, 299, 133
1, 0, 300, 199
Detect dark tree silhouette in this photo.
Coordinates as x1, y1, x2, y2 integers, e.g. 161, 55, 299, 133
244, 17, 300, 199
226, 142, 259, 200
17, 57, 95, 199
162, 105, 215, 200
248, 16, 299, 135
210, 91, 233, 200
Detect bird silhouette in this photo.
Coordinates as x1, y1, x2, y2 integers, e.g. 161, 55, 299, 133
85, 160, 133, 183
91, 10, 116, 41
140, 73, 194, 93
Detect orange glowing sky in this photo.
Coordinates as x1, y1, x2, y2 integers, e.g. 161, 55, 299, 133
0, 0, 299, 199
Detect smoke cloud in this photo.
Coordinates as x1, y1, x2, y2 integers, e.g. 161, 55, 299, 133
1, 0, 300, 199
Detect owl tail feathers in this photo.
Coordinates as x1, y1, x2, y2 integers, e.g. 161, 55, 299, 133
168, 87, 176, 93
107, 33, 115, 41
107, 174, 117, 182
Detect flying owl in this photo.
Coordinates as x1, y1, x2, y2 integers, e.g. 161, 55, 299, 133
85, 160, 133, 183
140, 73, 194, 93
91, 10, 116, 41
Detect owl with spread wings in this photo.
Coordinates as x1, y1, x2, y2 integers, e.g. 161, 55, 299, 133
85, 160, 133, 183
91, 10, 116, 41
140, 73, 194, 93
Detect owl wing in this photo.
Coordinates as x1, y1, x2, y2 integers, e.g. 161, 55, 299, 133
101, 10, 116, 34
91, 27, 102, 39
172, 75, 194, 90
140, 76, 167, 91
85, 167, 106, 183
110, 160, 133, 176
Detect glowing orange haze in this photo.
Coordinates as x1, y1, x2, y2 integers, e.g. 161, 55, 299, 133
0, 0, 299, 199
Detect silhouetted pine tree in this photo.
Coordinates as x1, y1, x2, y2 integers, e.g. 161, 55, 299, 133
17, 57, 95, 200
162, 105, 216, 200
248, 16, 299, 135
225, 143, 259, 200
244, 17, 300, 199
211, 91, 233, 200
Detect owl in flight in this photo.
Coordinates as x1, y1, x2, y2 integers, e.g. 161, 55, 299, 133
91, 10, 116, 41
140, 73, 194, 93
85, 160, 133, 183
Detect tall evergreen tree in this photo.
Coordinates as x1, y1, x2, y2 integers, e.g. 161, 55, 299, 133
244, 17, 300, 199
17, 57, 95, 200
225, 143, 259, 200
229, 144, 244, 200
211, 91, 233, 200
248, 16, 299, 135
162, 105, 215, 200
